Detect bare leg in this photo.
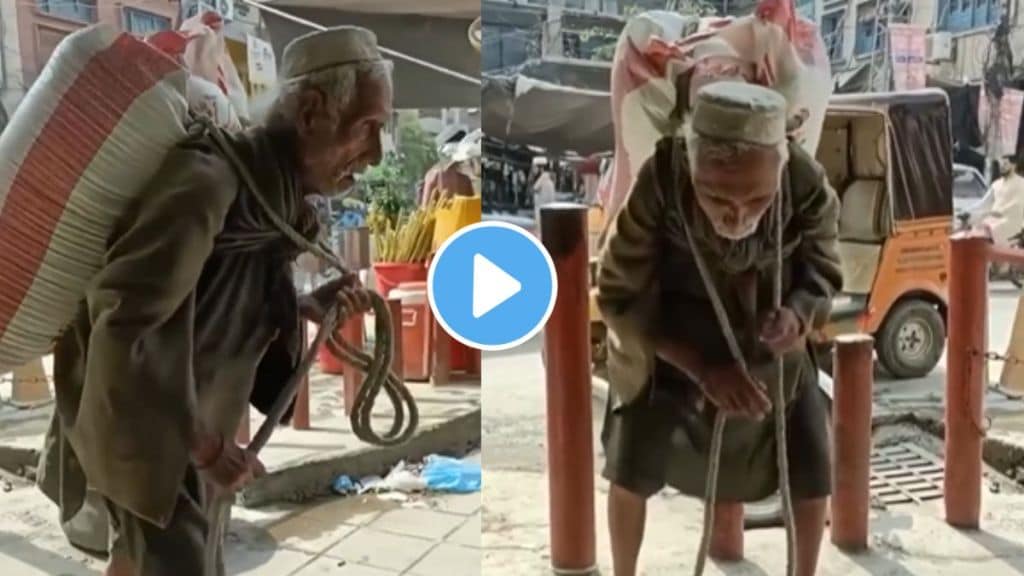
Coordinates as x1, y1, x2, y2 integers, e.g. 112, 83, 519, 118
793, 497, 828, 576
105, 554, 135, 576
608, 483, 647, 576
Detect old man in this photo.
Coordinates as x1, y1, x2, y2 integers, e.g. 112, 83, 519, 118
37, 27, 392, 576
597, 82, 842, 576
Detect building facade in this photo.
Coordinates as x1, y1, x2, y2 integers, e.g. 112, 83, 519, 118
1, 0, 24, 117
807, 0, 1012, 86
15, 0, 179, 90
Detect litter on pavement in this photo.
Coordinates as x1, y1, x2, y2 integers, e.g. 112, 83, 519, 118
331, 454, 481, 496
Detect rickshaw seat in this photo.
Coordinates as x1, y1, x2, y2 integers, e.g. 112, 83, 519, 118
839, 178, 884, 242
837, 178, 885, 294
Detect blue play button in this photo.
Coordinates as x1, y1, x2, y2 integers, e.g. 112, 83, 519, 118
428, 222, 557, 351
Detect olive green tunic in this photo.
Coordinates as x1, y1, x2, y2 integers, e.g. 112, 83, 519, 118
597, 138, 842, 501
36, 126, 318, 570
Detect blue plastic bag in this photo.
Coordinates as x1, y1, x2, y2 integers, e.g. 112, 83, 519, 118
421, 455, 481, 493
332, 475, 356, 495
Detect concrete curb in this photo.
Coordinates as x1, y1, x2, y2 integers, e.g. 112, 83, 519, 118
239, 408, 482, 508
0, 445, 38, 476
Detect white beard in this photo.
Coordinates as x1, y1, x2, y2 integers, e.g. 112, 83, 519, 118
713, 219, 760, 241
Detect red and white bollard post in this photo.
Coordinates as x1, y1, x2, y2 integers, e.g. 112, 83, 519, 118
342, 315, 365, 417
709, 502, 744, 561
292, 320, 312, 431
831, 334, 874, 551
540, 204, 596, 574
945, 234, 990, 529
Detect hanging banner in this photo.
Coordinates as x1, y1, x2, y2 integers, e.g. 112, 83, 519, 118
246, 35, 277, 87
889, 24, 926, 91
979, 87, 1024, 156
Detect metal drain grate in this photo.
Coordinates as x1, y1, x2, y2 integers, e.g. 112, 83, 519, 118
870, 443, 945, 506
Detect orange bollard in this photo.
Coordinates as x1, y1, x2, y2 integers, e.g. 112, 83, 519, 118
709, 502, 744, 561
831, 334, 874, 551
945, 234, 990, 529
541, 204, 596, 574
388, 297, 404, 382
342, 314, 365, 417
293, 321, 311, 430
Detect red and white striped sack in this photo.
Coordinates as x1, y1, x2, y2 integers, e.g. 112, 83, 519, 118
599, 0, 832, 222
0, 25, 188, 373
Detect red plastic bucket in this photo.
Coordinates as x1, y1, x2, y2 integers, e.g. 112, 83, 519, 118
373, 262, 428, 298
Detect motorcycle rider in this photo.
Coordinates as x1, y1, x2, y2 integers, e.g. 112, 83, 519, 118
971, 154, 1024, 246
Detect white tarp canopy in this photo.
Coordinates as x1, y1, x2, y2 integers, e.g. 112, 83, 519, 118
483, 74, 613, 155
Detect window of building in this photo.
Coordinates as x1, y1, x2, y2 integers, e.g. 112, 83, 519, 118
36, 0, 97, 23
937, 0, 1000, 33
854, 2, 882, 57
483, 24, 540, 72
563, 31, 583, 59
821, 10, 846, 63
796, 0, 816, 20
123, 8, 172, 36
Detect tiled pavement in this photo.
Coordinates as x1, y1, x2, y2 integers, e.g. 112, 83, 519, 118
230, 489, 481, 576
0, 482, 481, 576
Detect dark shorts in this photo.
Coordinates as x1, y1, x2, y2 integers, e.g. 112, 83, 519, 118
601, 358, 832, 502
105, 467, 224, 576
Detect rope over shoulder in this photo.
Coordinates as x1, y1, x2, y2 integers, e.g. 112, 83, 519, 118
202, 120, 419, 448
199, 119, 419, 574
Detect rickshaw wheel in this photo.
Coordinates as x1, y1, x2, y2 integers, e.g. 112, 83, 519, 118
876, 299, 946, 379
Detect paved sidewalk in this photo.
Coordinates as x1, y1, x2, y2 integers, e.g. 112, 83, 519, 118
484, 335, 1024, 575
0, 477, 481, 576
484, 470, 1024, 575
0, 350, 481, 506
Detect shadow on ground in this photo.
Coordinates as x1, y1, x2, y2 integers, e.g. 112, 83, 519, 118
964, 529, 1024, 572
0, 530, 97, 575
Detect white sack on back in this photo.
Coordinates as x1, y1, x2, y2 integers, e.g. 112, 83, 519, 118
0, 25, 188, 372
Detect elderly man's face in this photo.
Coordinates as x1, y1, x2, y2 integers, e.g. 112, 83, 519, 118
691, 143, 782, 240
297, 73, 393, 194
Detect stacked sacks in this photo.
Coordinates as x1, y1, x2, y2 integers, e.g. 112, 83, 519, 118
0, 25, 189, 372
600, 0, 831, 222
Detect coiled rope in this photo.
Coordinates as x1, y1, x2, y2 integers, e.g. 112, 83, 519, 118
203, 124, 419, 572
670, 141, 795, 576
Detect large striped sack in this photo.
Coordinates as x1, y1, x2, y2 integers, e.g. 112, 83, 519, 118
0, 25, 188, 373
599, 0, 831, 223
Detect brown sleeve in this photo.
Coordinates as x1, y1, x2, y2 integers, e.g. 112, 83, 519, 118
785, 146, 843, 332
75, 146, 238, 526
596, 152, 663, 345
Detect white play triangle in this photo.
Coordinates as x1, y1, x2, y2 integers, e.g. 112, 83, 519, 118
472, 253, 522, 318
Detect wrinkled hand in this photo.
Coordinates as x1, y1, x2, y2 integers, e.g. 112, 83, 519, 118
697, 363, 771, 420
759, 307, 804, 356
191, 434, 265, 493
298, 273, 374, 324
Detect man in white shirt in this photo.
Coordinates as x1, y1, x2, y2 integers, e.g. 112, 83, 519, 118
977, 155, 1024, 246
533, 162, 557, 221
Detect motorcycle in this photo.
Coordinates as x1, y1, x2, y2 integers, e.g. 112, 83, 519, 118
956, 212, 1024, 288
